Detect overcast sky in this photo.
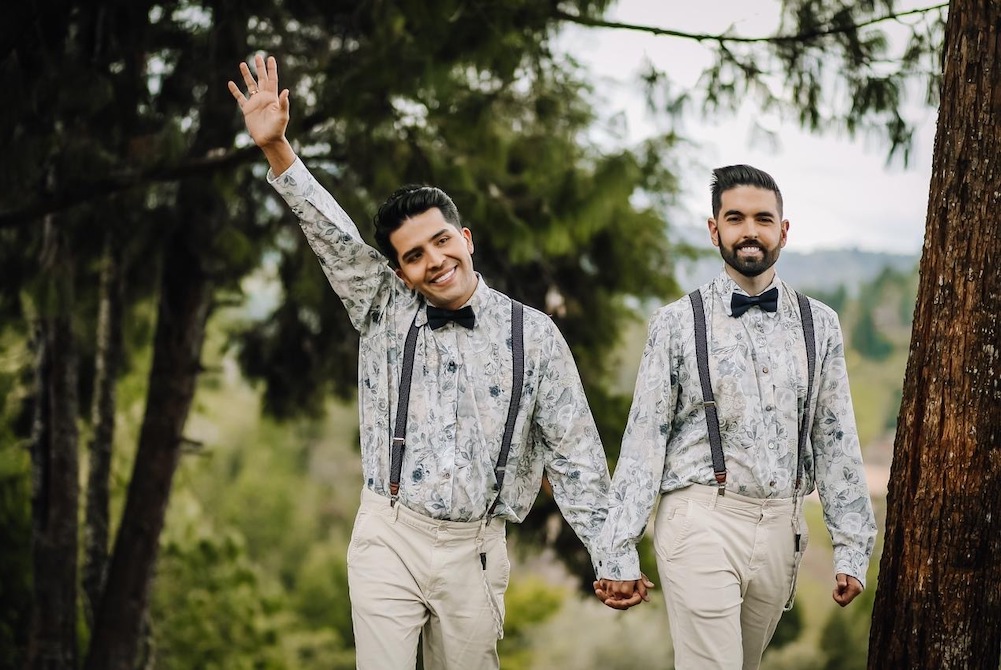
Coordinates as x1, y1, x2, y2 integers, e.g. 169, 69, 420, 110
555, 0, 941, 254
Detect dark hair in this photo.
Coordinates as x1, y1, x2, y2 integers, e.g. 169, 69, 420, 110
710, 165, 783, 219
373, 184, 462, 266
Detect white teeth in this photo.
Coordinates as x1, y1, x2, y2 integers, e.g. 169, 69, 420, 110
432, 267, 456, 284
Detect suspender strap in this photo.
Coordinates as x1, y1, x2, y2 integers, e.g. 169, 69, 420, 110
687, 288, 816, 497
389, 316, 421, 505
688, 290, 727, 494
487, 300, 525, 518
794, 291, 816, 492
389, 300, 526, 517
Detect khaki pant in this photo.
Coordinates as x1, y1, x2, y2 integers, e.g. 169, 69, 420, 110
654, 485, 805, 670
347, 488, 510, 670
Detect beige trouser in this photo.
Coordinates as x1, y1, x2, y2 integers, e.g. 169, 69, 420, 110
654, 484, 805, 670
347, 488, 510, 670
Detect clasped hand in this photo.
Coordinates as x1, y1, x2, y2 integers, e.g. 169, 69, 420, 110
593, 574, 656, 610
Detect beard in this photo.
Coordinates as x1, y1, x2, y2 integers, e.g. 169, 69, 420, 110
719, 240, 780, 278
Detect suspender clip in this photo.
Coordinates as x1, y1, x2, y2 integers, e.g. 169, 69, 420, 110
714, 471, 727, 497
702, 400, 717, 409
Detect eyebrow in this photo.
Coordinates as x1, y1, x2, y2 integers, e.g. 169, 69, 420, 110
400, 227, 452, 262
722, 209, 776, 219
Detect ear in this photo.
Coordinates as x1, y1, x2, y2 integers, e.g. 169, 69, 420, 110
707, 218, 721, 248
780, 219, 790, 248
394, 267, 414, 290
462, 227, 474, 254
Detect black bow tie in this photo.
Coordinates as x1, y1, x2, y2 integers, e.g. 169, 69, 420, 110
426, 304, 476, 330
730, 287, 779, 317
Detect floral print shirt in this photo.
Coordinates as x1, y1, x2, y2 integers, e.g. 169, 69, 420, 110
597, 271, 877, 583
269, 159, 612, 571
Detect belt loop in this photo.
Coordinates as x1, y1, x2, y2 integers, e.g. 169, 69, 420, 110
392, 497, 401, 522
708, 489, 719, 511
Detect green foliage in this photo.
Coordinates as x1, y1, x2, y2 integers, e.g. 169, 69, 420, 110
152, 491, 353, 669
819, 591, 874, 670
0, 452, 31, 670
770, 601, 804, 650
498, 577, 568, 669
851, 306, 894, 360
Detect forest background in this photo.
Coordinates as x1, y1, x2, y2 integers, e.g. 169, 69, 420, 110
0, 1, 950, 668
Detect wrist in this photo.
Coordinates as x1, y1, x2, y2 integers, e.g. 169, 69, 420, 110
260, 137, 296, 176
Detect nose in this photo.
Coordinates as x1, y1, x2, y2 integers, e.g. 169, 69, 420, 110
740, 219, 760, 239
425, 245, 445, 267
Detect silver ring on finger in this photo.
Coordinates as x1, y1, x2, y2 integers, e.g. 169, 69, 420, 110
248, 89, 258, 96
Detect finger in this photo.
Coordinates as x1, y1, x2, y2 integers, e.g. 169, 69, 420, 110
240, 61, 258, 93
601, 597, 634, 611
615, 592, 644, 609
279, 89, 290, 113
267, 55, 279, 90
255, 53, 268, 88
227, 80, 245, 105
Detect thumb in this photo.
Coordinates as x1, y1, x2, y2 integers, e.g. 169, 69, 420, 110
279, 89, 291, 112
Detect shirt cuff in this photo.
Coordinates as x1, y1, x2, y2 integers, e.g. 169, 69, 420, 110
834, 547, 871, 589
266, 156, 304, 184
592, 548, 641, 581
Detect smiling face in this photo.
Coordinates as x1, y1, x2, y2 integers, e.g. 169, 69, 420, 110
390, 207, 478, 309
708, 185, 789, 285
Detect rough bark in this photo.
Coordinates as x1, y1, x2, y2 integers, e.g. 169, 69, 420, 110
868, 1, 1001, 667
83, 212, 212, 669
26, 217, 80, 670
82, 234, 124, 626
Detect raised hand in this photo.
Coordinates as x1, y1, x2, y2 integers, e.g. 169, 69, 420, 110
227, 54, 295, 174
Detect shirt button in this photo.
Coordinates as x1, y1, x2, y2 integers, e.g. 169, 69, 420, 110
769, 480, 777, 487
447, 361, 457, 373
765, 404, 773, 411
443, 471, 451, 479
762, 366, 769, 374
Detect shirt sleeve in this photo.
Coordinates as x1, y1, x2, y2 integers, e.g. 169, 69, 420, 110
595, 307, 679, 580
530, 320, 612, 576
268, 158, 401, 334
810, 308, 878, 586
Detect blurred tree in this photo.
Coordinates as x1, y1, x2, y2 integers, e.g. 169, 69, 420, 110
851, 305, 894, 360
868, 1, 1001, 667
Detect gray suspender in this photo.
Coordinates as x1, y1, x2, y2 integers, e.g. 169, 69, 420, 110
688, 289, 816, 497
488, 301, 525, 518
389, 299, 525, 519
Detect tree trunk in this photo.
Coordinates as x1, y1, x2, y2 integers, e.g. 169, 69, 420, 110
82, 233, 124, 626
83, 212, 213, 670
868, 1, 1001, 668
26, 216, 80, 670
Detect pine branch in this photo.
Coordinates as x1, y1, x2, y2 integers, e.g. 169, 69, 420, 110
555, 3, 948, 45
0, 146, 261, 229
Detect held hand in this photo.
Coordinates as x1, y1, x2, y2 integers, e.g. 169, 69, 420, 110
832, 573, 863, 607
227, 54, 295, 173
592, 574, 655, 611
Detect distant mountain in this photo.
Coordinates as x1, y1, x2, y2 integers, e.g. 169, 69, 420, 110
673, 246, 919, 295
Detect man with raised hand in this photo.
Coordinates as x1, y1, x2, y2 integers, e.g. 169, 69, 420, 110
229, 54, 615, 670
